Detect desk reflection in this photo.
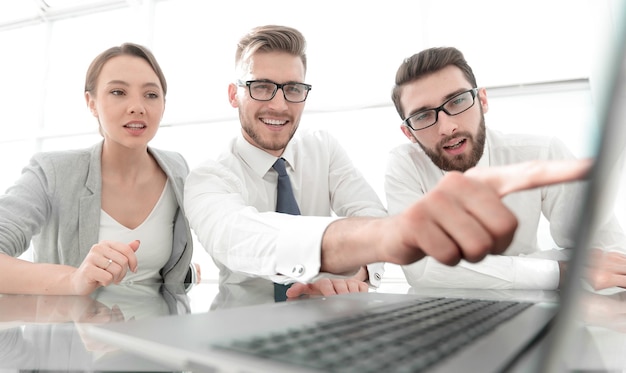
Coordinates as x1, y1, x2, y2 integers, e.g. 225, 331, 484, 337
209, 281, 274, 310
580, 289, 626, 331
207, 280, 413, 310
569, 289, 626, 370
0, 283, 190, 371
3, 281, 626, 371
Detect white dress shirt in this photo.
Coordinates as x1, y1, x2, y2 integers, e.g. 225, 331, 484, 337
185, 128, 388, 288
385, 128, 626, 290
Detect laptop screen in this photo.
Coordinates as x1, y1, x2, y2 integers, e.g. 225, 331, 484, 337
539, 5, 626, 370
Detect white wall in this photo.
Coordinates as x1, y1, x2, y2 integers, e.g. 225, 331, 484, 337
0, 0, 623, 282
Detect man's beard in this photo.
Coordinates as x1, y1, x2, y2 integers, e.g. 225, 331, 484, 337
418, 116, 486, 172
240, 110, 297, 152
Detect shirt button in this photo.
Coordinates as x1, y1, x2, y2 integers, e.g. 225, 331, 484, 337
374, 272, 382, 281
291, 265, 305, 277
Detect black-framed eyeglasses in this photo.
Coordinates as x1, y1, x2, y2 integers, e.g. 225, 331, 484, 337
237, 80, 312, 103
403, 88, 479, 131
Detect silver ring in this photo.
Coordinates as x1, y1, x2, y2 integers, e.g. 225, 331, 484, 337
105, 258, 113, 269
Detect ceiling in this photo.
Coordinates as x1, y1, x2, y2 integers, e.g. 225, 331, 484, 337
0, 0, 130, 30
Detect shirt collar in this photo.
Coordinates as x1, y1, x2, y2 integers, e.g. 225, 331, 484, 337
235, 133, 297, 177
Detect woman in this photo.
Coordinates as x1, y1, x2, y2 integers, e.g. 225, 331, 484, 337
0, 42, 197, 295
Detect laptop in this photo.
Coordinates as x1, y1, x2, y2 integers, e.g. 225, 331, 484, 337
87, 14, 626, 373
534, 11, 626, 373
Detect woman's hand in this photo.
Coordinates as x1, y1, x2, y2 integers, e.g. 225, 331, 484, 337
69, 240, 140, 295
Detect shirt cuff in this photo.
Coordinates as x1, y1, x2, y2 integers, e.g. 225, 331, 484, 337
510, 257, 561, 290
272, 215, 339, 284
404, 255, 562, 290
366, 262, 385, 287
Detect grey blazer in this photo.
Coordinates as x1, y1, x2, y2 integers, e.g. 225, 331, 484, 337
0, 141, 193, 284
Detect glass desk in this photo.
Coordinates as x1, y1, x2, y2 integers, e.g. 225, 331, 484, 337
0, 281, 407, 372
0, 282, 196, 372
1, 281, 625, 372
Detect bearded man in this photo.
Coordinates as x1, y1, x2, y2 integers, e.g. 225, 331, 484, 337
385, 46, 626, 291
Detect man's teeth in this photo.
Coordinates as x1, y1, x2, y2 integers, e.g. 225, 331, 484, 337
263, 119, 286, 126
444, 139, 464, 149
125, 124, 145, 128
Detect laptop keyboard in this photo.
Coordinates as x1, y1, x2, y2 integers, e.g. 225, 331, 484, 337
214, 297, 532, 373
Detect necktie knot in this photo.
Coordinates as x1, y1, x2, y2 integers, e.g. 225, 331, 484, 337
272, 157, 288, 176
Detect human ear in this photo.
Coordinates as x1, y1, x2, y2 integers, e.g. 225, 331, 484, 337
400, 125, 418, 143
478, 88, 489, 114
85, 92, 98, 117
228, 83, 239, 108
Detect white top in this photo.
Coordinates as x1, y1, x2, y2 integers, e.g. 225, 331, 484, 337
185, 128, 388, 287
385, 128, 626, 290
99, 180, 175, 283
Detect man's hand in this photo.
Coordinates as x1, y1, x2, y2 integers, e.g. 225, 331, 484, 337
586, 248, 626, 290
398, 158, 593, 266
286, 278, 369, 298
464, 159, 592, 197
321, 159, 593, 275
286, 267, 370, 298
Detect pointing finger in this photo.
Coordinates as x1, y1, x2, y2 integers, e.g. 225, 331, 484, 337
465, 159, 593, 197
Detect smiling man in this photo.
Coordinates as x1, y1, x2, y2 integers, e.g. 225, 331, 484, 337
385, 46, 626, 290
183, 27, 594, 307
184, 25, 388, 305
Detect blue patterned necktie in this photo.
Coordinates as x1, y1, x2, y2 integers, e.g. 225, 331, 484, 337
272, 157, 300, 301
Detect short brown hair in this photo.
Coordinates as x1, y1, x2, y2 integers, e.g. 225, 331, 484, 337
391, 47, 477, 120
235, 25, 307, 77
84, 42, 167, 97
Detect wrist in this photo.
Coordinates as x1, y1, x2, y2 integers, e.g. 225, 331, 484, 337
356, 266, 368, 282
321, 217, 380, 274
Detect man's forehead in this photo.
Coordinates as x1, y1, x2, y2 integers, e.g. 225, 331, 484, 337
240, 51, 305, 81
401, 67, 469, 109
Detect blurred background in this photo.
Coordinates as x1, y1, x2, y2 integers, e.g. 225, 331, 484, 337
0, 0, 623, 282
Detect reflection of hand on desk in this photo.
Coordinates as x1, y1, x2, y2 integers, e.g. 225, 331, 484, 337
0, 283, 192, 370
558, 289, 626, 371
580, 289, 626, 333
0, 294, 126, 366
0, 293, 122, 325
80, 283, 190, 351
0, 293, 126, 358
0, 283, 188, 326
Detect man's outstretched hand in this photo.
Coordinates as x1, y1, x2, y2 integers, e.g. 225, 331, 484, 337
393, 158, 594, 266
321, 158, 593, 275
464, 159, 592, 197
